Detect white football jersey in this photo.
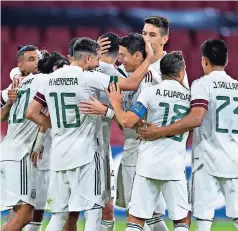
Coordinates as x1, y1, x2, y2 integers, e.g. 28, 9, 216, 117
35, 65, 111, 171
97, 61, 124, 156
190, 70, 238, 178
132, 80, 190, 180
122, 65, 162, 166
0, 74, 46, 161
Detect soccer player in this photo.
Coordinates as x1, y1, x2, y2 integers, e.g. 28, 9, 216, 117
79, 33, 168, 231
85, 32, 123, 231
138, 40, 238, 231
142, 16, 189, 89
0, 45, 41, 231
106, 51, 191, 231
0, 48, 70, 231
26, 37, 154, 231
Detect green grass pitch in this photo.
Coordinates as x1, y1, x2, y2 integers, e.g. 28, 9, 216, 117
40, 219, 237, 230
1, 218, 236, 230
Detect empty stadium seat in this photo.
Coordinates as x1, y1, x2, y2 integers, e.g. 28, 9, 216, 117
172, 1, 202, 9
204, 1, 232, 12
105, 28, 130, 37
184, 48, 204, 83
167, 29, 192, 51
14, 27, 41, 46
226, 49, 238, 80
44, 27, 71, 46
195, 30, 220, 46
1, 27, 11, 44
75, 28, 100, 40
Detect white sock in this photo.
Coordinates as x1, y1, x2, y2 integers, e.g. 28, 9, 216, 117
126, 222, 143, 231
174, 223, 189, 231
25, 222, 42, 231
45, 212, 68, 231
146, 215, 169, 231
84, 209, 102, 231
101, 219, 115, 231
195, 219, 212, 231
233, 218, 238, 230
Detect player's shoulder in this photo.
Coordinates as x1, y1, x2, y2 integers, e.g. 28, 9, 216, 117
191, 74, 210, 87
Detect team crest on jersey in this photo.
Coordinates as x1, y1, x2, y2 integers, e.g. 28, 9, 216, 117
31, 189, 36, 199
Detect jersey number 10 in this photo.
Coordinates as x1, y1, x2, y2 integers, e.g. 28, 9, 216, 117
50, 92, 80, 128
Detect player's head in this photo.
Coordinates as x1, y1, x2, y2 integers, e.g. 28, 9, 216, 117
200, 39, 228, 75
73, 37, 101, 70
142, 16, 169, 55
99, 32, 121, 60
68, 38, 79, 63
38, 51, 70, 74
160, 51, 186, 83
119, 33, 146, 72
17, 45, 39, 75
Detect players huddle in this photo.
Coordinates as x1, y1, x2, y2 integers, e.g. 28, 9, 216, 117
0, 15, 238, 231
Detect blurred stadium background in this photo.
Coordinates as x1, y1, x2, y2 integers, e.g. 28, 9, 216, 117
1, 1, 238, 230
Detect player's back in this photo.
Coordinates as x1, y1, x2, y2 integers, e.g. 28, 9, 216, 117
1, 73, 45, 161
192, 71, 238, 177
136, 80, 190, 180
40, 65, 107, 171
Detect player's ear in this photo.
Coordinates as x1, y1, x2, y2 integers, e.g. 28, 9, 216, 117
162, 35, 169, 46
53, 66, 58, 72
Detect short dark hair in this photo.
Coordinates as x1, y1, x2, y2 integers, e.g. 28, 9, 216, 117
160, 51, 185, 79
99, 32, 121, 57
120, 33, 146, 59
73, 37, 100, 59
16, 45, 38, 59
201, 39, 228, 67
68, 38, 79, 57
38, 51, 70, 74
144, 16, 169, 36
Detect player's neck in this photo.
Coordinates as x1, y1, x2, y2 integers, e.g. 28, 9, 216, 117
152, 49, 165, 64
207, 66, 225, 75
71, 60, 85, 69
100, 55, 115, 65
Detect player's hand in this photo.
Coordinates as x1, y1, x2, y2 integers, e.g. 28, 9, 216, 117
7, 89, 18, 105
137, 120, 161, 141
39, 146, 44, 160
105, 82, 123, 106
30, 151, 38, 167
97, 37, 111, 54
144, 39, 154, 63
12, 74, 24, 89
78, 96, 107, 116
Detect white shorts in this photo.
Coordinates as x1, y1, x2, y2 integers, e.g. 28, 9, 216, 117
129, 174, 190, 220
47, 152, 105, 213
103, 147, 115, 202
35, 170, 50, 210
1, 156, 41, 209
116, 164, 166, 214
116, 163, 136, 208
192, 165, 238, 220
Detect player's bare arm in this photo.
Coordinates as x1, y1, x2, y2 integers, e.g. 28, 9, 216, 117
138, 107, 207, 141
106, 82, 140, 128
0, 100, 13, 122
117, 40, 153, 91
30, 126, 47, 167
26, 100, 51, 129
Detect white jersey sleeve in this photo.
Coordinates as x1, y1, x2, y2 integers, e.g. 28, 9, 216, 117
85, 71, 110, 92
190, 78, 209, 110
